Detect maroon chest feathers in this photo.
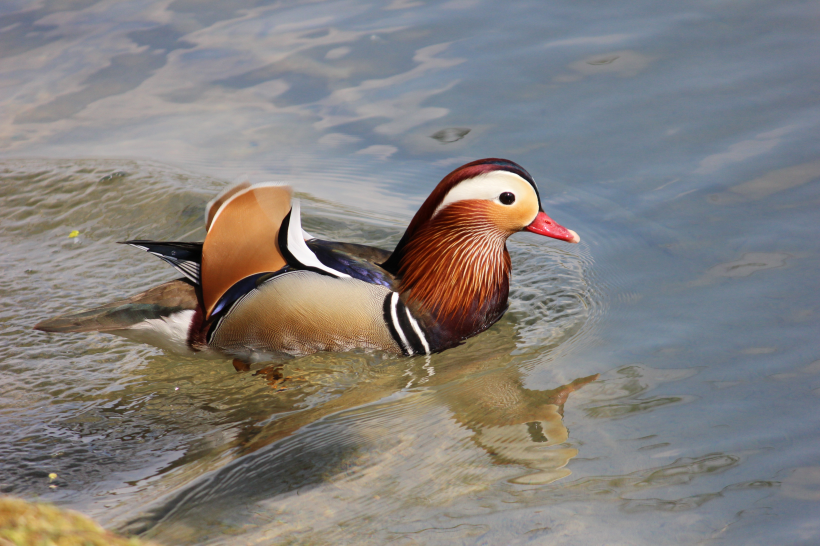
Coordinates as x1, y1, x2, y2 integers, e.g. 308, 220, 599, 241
391, 200, 513, 349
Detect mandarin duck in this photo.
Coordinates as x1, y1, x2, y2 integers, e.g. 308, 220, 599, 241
35, 159, 579, 366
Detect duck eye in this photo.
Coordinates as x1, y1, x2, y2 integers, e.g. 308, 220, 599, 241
499, 192, 516, 205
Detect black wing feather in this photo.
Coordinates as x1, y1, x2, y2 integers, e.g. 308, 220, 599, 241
121, 240, 203, 284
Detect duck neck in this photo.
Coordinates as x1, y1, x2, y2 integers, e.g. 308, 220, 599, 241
393, 202, 512, 343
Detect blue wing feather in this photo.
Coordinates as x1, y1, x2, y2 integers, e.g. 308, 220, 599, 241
305, 239, 395, 288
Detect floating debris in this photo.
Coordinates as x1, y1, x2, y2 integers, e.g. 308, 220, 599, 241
430, 127, 471, 143
99, 171, 128, 183
587, 55, 619, 65
68, 231, 79, 238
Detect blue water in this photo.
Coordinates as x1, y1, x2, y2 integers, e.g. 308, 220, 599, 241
1, 0, 819, 544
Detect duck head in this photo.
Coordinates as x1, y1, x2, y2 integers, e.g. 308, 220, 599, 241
382, 158, 578, 345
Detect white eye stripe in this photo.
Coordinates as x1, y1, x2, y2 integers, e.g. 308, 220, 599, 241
432, 171, 533, 218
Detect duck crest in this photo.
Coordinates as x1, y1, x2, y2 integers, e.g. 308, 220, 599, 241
382, 160, 534, 269
396, 200, 512, 343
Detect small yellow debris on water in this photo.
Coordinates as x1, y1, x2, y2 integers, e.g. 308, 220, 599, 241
68, 230, 80, 238
48, 473, 57, 481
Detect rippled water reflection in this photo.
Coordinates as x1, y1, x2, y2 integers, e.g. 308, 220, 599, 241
2, 0, 819, 544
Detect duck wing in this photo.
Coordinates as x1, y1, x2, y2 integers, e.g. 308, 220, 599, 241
201, 183, 294, 318
124, 235, 396, 293
304, 239, 394, 288
125, 189, 395, 291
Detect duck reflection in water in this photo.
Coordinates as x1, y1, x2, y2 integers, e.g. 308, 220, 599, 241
224, 320, 597, 488
122, 337, 596, 536
443, 364, 596, 485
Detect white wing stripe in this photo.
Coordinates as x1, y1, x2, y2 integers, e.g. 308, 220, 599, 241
286, 199, 351, 278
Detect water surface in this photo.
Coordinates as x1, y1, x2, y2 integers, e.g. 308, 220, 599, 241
1, 0, 819, 544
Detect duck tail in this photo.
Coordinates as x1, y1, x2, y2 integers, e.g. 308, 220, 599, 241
34, 279, 199, 334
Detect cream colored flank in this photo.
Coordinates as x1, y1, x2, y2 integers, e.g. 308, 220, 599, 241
209, 271, 400, 359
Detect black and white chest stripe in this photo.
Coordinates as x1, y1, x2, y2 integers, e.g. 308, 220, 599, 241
383, 292, 430, 356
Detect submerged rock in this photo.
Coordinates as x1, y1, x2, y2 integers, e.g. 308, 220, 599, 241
0, 496, 160, 546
